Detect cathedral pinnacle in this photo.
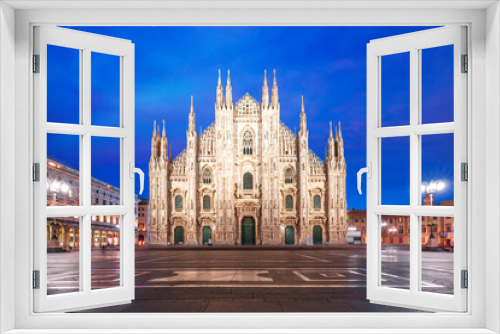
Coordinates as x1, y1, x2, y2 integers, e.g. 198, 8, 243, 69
262, 69, 269, 108
271, 69, 279, 107
189, 95, 196, 132
226, 69, 233, 107
162, 119, 166, 138
329, 121, 333, 138
216, 69, 223, 107
300, 95, 307, 133
153, 119, 157, 138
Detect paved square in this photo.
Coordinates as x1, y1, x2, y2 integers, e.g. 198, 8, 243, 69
45, 245, 453, 312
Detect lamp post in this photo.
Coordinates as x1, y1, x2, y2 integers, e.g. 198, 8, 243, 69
421, 180, 445, 246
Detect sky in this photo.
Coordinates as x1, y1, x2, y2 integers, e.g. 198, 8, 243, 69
46, 26, 455, 209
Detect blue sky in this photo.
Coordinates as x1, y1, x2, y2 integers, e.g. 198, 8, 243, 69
47, 26, 455, 209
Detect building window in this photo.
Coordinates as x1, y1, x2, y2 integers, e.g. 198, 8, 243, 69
285, 168, 293, 183
243, 130, 253, 155
422, 227, 426, 233
175, 195, 183, 209
313, 194, 321, 209
203, 195, 210, 210
285, 195, 293, 209
243, 172, 253, 190
203, 168, 211, 184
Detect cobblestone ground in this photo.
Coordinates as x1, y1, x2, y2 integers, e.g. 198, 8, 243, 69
45, 245, 453, 312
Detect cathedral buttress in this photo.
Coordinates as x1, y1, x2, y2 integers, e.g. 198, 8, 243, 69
298, 96, 310, 244
186, 96, 198, 244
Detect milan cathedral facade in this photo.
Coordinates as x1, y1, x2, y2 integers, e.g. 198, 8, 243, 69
149, 70, 347, 246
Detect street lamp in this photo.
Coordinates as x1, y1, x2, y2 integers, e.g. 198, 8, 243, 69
422, 180, 445, 245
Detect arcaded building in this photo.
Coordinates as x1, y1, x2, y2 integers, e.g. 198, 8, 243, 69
149, 70, 348, 246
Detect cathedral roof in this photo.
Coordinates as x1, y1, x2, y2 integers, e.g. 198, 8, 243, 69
235, 93, 261, 115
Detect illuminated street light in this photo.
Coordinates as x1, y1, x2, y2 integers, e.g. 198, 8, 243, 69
422, 180, 445, 206
422, 180, 445, 245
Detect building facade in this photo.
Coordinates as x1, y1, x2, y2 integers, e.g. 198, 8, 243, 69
346, 199, 455, 248
149, 70, 348, 246
138, 199, 150, 244
46, 158, 140, 250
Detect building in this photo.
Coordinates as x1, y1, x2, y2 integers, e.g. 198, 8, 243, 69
346, 198, 455, 248
46, 158, 140, 251
149, 70, 348, 246
138, 199, 150, 244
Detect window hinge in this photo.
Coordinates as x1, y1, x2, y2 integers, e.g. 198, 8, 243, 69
461, 54, 468, 73
461, 162, 468, 181
33, 163, 40, 182
461, 270, 468, 289
33, 54, 40, 73
33, 270, 40, 289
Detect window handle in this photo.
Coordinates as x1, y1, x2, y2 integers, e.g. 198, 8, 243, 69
129, 162, 144, 195
357, 162, 372, 195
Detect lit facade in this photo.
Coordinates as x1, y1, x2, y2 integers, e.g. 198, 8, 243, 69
346, 199, 455, 248
149, 70, 348, 246
46, 158, 140, 250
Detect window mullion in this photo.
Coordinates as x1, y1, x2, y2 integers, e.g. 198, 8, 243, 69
409, 48, 419, 294
81, 47, 92, 294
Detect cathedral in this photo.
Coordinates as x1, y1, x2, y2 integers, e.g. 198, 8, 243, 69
149, 70, 347, 246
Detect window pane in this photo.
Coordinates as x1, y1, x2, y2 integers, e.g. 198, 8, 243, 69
381, 52, 410, 127
421, 216, 454, 294
243, 173, 253, 190
47, 216, 80, 295
381, 136, 410, 205
285, 195, 293, 209
91, 52, 120, 127
421, 45, 454, 124
91, 216, 121, 290
420, 134, 454, 206
380, 215, 410, 289
47, 45, 80, 124
47, 134, 80, 207
175, 195, 183, 210
91, 136, 121, 206
203, 195, 210, 210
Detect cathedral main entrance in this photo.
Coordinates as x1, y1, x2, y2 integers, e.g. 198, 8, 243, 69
241, 217, 256, 245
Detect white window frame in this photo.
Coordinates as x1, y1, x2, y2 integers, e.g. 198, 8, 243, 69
1, 2, 499, 333
32, 26, 136, 312
366, 26, 467, 312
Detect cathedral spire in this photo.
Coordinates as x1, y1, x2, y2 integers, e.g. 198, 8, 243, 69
189, 95, 196, 132
300, 95, 307, 133
161, 120, 168, 160
216, 69, 223, 107
328, 121, 335, 159
271, 69, 279, 107
226, 69, 233, 107
151, 120, 157, 158
262, 69, 269, 108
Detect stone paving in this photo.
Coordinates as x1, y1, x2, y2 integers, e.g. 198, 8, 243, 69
45, 245, 453, 312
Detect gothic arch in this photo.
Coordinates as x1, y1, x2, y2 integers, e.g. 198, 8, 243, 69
240, 127, 256, 156
283, 166, 294, 184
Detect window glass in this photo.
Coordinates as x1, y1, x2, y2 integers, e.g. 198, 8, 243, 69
285, 195, 293, 209
203, 195, 210, 210
175, 195, 183, 209
243, 172, 253, 190
313, 195, 321, 209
